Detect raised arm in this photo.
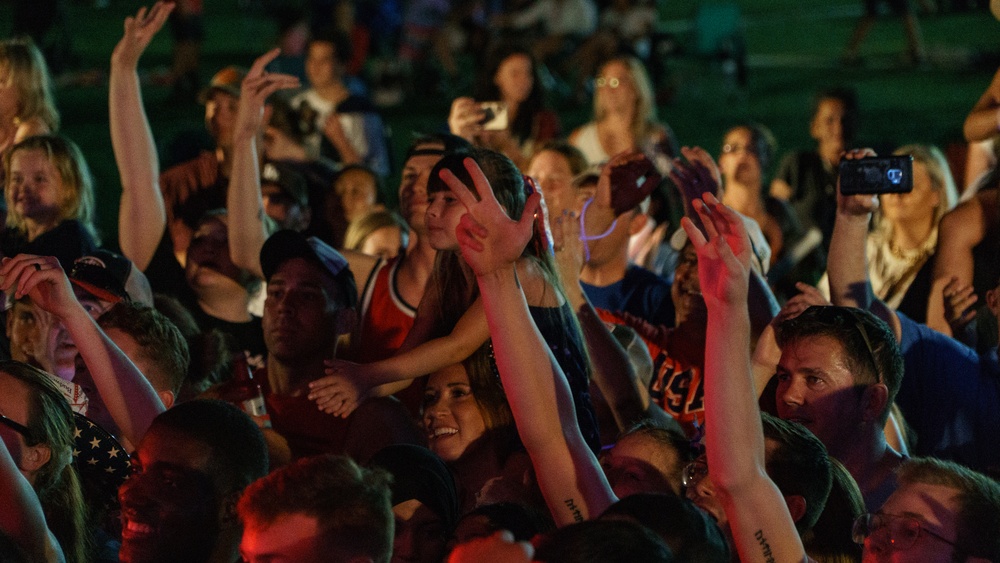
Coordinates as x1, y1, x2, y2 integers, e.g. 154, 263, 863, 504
110, 2, 173, 270
0, 439, 64, 563
671, 149, 778, 337
962, 65, 1000, 143
0, 255, 165, 447
686, 194, 805, 562
227, 49, 299, 276
826, 149, 902, 339
447, 157, 615, 526
552, 206, 648, 432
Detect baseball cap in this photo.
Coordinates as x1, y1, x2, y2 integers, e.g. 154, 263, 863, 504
259, 230, 358, 307
198, 66, 246, 103
69, 250, 154, 306
262, 161, 309, 208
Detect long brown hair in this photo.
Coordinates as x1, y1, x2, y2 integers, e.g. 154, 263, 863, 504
1, 360, 88, 563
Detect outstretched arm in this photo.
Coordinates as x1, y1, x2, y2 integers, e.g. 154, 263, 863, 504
310, 297, 492, 417
686, 194, 805, 562
826, 149, 902, 339
0, 439, 64, 563
0, 255, 165, 447
227, 49, 299, 276
110, 2, 173, 270
445, 157, 615, 526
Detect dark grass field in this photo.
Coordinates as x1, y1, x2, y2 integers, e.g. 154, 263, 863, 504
2, 0, 998, 243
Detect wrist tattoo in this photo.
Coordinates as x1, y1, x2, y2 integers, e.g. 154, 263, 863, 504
563, 498, 584, 523
754, 530, 776, 563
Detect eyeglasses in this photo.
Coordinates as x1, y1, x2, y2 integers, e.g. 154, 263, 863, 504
721, 143, 757, 156
852, 513, 959, 551
682, 459, 708, 488
803, 306, 882, 384
0, 412, 31, 439
595, 76, 622, 89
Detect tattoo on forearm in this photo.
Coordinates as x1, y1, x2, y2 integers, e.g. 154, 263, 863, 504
563, 498, 584, 523
754, 530, 776, 563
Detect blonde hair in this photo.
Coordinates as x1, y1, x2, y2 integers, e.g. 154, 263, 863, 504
343, 210, 409, 253
4, 135, 97, 240
594, 56, 658, 143
0, 38, 59, 131
891, 144, 958, 225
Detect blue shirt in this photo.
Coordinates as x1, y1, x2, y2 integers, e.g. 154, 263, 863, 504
897, 312, 1000, 472
582, 265, 675, 328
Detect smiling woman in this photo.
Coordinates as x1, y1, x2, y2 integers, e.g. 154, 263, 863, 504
422, 347, 536, 513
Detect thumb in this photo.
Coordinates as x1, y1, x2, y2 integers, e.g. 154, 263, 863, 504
520, 192, 542, 231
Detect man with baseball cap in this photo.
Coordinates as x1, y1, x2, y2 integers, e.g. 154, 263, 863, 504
255, 230, 420, 465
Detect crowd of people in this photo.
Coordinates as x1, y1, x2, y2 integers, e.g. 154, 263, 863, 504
1, 1, 999, 562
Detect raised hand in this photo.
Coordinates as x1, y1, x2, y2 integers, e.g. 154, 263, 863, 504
307, 359, 374, 418
111, 2, 174, 69
942, 276, 978, 334
836, 148, 880, 216
0, 255, 82, 320
234, 49, 301, 142
681, 193, 752, 307
776, 282, 833, 323
552, 209, 585, 287
669, 147, 720, 222
440, 158, 541, 277
447, 97, 485, 141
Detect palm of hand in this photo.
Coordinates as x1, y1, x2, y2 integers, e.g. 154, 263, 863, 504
441, 160, 539, 277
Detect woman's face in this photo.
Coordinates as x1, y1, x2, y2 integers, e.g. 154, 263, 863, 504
423, 363, 487, 463
0, 371, 38, 481
595, 61, 637, 115
7, 148, 65, 226
494, 54, 533, 105
718, 127, 762, 188
425, 189, 466, 251
527, 150, 578, 216
880, 160, 940, 227
810, 98, 846, 150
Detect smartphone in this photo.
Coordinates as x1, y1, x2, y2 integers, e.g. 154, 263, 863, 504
478, 101, 509, 131
839, 155, 914, 195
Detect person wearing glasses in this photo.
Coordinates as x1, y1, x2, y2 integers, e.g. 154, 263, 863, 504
827, 149, 1000, 474
569, 56, 677, 174
682, 412, 833, 552
0, 361, 86, 563
852, 457, 1000, 561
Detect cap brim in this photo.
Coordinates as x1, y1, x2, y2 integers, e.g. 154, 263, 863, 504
70, 279, 125, 305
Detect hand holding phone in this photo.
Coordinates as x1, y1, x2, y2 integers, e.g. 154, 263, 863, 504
838, 155, 913, 195
478, 102, 509, 131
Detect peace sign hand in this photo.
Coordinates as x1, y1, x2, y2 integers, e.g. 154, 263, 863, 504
439, 158, 541, 277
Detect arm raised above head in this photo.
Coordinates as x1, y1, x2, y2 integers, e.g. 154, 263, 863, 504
686, 195, 805, 563
226, 49, 299, 277
444, 157, 616, 526
826, 149, 902, 340
110, 2, 174, 270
